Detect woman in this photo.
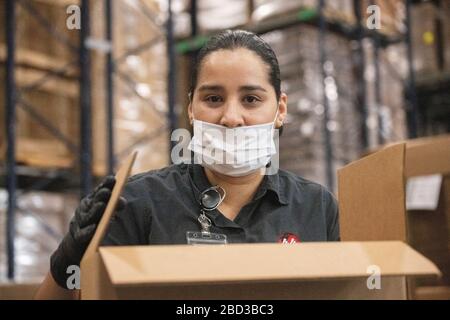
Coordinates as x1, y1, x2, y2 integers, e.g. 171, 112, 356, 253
35, 30, 339, 299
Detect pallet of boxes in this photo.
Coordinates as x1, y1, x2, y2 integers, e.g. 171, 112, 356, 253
0, 0, 168, 299
0, 0, 168, 176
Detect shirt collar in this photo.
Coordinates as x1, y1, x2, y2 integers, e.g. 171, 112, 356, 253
253, 171, 289, 205
189, 164, 289, 206
189, 164, 214, 205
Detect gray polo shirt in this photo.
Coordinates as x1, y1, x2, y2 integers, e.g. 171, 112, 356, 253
102, 163, 340, 245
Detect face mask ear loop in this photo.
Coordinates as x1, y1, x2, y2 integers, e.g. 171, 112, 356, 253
216, 186, 226, 206
190, 94, 196, 124
273, 104, 280, 129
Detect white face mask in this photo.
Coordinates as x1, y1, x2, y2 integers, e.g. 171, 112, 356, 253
188, 112, 279, 177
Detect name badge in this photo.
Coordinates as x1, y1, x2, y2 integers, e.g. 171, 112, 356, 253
186, 231, 227, 245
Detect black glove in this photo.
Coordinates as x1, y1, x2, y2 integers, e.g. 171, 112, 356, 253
50, 175, 127, 289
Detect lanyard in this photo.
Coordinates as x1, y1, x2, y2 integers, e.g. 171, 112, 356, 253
198, 185, 226, 233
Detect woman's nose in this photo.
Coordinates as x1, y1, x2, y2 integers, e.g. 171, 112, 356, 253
219, 100, 245, 128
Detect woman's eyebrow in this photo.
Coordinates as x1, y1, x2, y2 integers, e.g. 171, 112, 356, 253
239, 85, 267, 92
197, 84, 267, 92
198, 85, 223, 92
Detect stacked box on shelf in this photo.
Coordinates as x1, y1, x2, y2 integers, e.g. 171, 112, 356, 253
445, 1, 450, 71
171, 0, 191, 38
1, 0, 170, 284
262, 25, 362, 188
197, 0, 250, 33
410, 1, 450, 75
90, 0, 169, 176
361, 0, 450, 74
173, 0, 251, 38
252, 0, 354, 25
253, 1, 409, 39
411, 2, 440, 76
0, 0, 169, 175
170, 0, 410, 188
262, 22, 408, 188
360, 0, 405, 37
364, 40, 408, 145
252, 0, 310, 22
0, 0, 79, 169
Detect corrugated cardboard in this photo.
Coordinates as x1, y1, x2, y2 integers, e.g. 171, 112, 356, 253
80, 151, 137, 300
79, 151, 439, 300
405, 136, 450, 294
338, 135, 450, 299
90, 241, 438, 300
338, 143, 407, 241
404, 135, 450, 177
0, 283, 39, 300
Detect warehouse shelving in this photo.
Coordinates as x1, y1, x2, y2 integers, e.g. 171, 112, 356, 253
174, 1, 419, 190
1, 0, 174, 280
175, 0, 450, 183
175, 6, 404, 54
2, 0, 448, 289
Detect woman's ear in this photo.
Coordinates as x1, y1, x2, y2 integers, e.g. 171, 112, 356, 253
276, 92, 288, 128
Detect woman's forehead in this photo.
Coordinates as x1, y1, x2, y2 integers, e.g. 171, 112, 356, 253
197, 48, 271, 86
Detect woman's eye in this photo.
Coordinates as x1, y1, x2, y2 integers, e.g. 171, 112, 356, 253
205, 95, 222, 103
243, 96, 260, 104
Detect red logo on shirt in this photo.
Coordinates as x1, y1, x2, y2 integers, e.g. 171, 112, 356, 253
278, 233, 300, 244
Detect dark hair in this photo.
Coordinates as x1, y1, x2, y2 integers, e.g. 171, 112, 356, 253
189, 29, 281, 102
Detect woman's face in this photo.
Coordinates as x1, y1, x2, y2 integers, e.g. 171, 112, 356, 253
188, 48, 287, 128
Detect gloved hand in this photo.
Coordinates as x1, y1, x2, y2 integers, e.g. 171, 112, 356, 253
50, 175, 127, 289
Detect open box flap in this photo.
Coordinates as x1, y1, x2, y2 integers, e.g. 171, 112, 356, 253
404, 135, 450, 177
338, 143, 407, 241
98, 241, 440, 287
81, 151, 137, 264
80, 152, 137, 299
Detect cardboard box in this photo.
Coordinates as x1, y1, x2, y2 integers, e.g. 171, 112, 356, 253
81, 241, 439, 300
79, 152, 440, 300
0, 1, 169, 175
0, 283, 40, 300
338, 135, 450, 299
